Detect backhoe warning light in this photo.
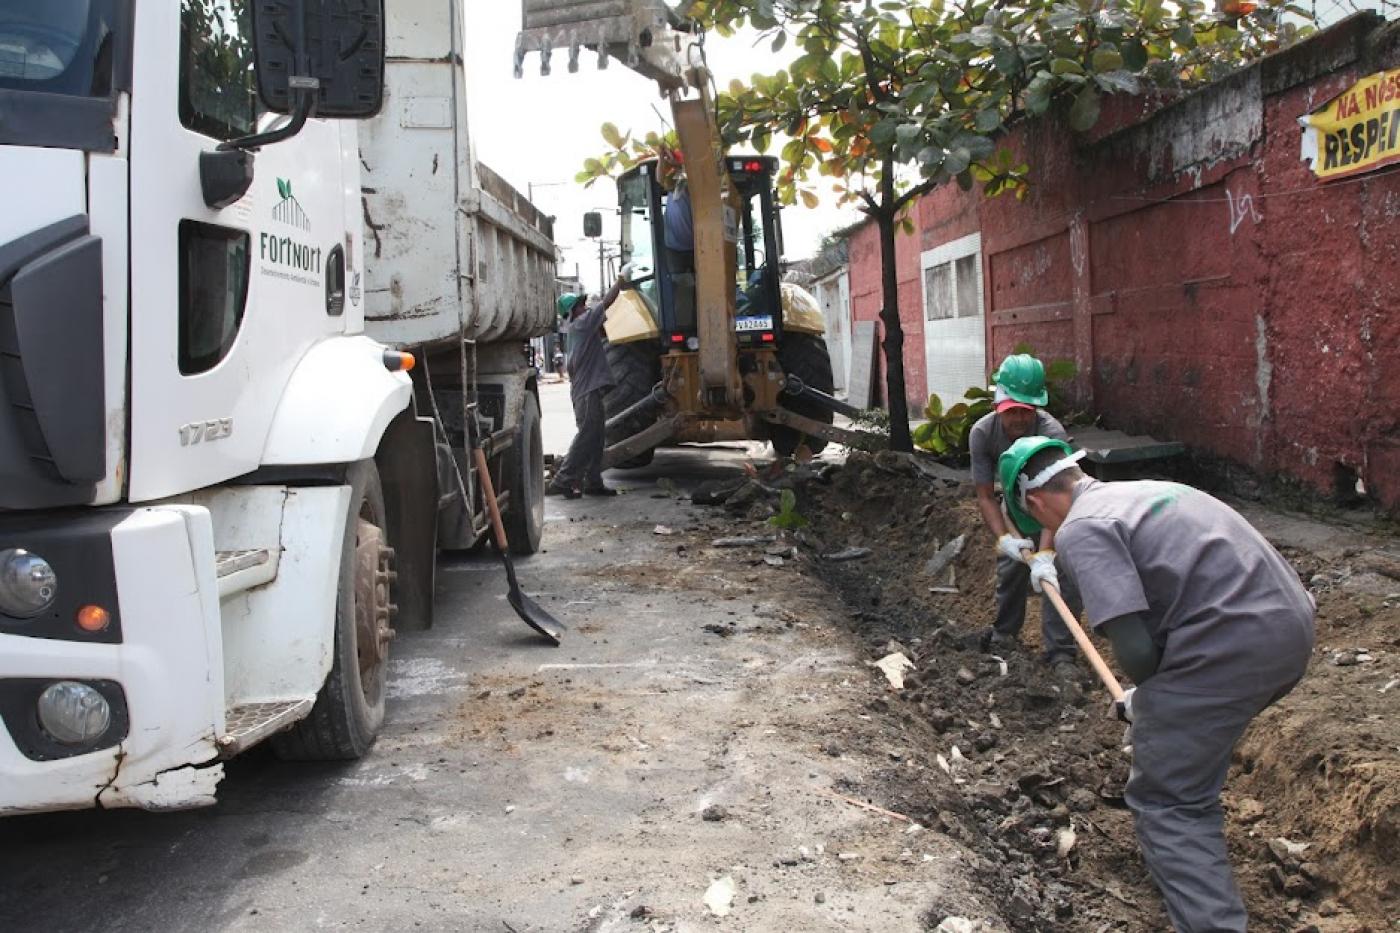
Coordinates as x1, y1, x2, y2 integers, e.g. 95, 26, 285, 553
382, 350, 416, 372
670, 334, 685, 343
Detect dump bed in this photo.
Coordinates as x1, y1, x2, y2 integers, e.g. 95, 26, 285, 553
360, 0, 557, 350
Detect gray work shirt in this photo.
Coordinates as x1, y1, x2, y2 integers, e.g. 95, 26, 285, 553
565, 301, 615, 398
968, 409, 1070, 486
1056, 478, 1315, 696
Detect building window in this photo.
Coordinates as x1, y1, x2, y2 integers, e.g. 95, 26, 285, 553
922, 233, 982, 322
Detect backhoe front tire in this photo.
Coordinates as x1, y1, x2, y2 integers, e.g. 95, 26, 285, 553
273, 460, 390, 761
603, 340, 663, 469
772, 332, 836, 457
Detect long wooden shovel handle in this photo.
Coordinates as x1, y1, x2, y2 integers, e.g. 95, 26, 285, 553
1023, 550, 1125, 702
472, 447, 510, 552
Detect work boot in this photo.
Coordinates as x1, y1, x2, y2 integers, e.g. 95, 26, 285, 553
583, 485, 618, 497
970, 628, 1017, 654
1050, 657, 1082, 683
546, 481, 580, 499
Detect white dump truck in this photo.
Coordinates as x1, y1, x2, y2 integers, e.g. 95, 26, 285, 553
0, 0, 555, 813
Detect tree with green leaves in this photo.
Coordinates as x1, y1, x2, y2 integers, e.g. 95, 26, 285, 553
582, 0, 1306, 450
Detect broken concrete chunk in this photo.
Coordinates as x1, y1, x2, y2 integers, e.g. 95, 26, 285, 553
711, 535, 773, 548
824, 546, 872, 562
871, 652, 916, 689
1268, 837, 1311, 865
703, 876, 736, 917
956, 666, 979, 686
691, 478, 744, 505
923, 534, 967, 579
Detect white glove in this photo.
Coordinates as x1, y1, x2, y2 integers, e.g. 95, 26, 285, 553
1115, 686, 1137, 723
997, 533, 1035, 564
1028, 549, 1059, 594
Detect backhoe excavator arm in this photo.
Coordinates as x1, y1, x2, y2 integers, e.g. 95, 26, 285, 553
516, 0, 740, 407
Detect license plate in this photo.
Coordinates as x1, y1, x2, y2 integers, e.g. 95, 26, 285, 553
735, 315, 772, 333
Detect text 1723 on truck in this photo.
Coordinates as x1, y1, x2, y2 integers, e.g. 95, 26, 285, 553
0, 0, 555, 814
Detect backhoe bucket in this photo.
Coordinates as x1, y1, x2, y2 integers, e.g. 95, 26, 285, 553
515, 0, 691, 89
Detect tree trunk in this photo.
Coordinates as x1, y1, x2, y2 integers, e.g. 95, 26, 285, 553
876, 165, 912, 452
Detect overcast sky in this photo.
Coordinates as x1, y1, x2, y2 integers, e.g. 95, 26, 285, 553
461, 6, 862, 293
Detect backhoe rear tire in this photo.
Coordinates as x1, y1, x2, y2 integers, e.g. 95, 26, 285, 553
272, 460, 390, 761
603, 340, 663, 469
772, 332, 836, 457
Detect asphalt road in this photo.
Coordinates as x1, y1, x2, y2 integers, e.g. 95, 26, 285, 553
0, 380, 972, 932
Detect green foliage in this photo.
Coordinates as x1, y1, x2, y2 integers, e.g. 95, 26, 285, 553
911, 386, 994, 454
768, 488, 809, 530
575, 125, 685, 190
679, 0, 1309, 208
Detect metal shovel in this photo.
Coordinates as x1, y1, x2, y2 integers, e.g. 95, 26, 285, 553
472, 446, 564, 645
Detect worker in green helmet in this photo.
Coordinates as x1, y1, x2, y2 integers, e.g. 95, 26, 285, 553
546, 276, 626, 499
967, 354, 1084, 680
1000, 437, 1314, 933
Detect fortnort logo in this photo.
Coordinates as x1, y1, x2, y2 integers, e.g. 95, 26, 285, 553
272, 177, 310, 230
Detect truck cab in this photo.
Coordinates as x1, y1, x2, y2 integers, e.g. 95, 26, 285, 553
0, 0, 555, 815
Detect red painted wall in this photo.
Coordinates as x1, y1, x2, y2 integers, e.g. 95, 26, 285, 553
846, 183, 980, 411
844, 16, 1400, 511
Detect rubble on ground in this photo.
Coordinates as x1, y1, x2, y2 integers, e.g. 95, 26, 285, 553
689, 449, 1400, 932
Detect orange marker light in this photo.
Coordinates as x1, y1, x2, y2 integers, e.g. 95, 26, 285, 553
382, 350, 416, 373
76, 604, 111, 633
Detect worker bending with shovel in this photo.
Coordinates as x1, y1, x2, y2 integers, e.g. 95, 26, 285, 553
1000, 436, 1315, 932
968, 354, 1083, 680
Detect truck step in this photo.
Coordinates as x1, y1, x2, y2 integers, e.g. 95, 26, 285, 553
218, 699, 314, 757
215, 548, 278, 598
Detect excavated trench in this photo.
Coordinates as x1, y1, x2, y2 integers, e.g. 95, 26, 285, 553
697, 450, 1398, 931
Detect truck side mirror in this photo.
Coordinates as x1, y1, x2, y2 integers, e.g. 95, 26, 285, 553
583, 212, 603, 238
217, 0, 385, 156
252, 0, 386, 119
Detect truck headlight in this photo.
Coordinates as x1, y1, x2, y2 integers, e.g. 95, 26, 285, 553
0, 548, 57, 618
37, 681, 111, 745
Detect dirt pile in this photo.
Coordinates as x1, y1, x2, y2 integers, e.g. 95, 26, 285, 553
695, 450, 1399, 931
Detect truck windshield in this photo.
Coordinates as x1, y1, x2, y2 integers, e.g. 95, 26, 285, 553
0, 1, 121, 98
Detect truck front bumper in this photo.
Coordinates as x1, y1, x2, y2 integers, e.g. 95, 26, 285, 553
0, 506, 225, 814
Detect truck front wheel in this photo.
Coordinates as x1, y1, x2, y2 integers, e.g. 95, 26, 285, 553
273, 460, 392, 761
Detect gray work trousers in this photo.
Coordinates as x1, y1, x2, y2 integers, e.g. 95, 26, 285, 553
553, 387, 608, 491
1128, 668, 1307, 932
994, 553, 1082, 661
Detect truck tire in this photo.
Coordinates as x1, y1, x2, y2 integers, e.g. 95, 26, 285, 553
504, 391, 544, 555
603, 340, 663, 469
273, 460, 391, 761
772, 333, 836, 457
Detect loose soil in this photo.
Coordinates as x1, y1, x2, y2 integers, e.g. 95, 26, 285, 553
696, 451, 1399, 932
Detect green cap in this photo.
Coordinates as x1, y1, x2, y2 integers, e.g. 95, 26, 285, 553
557, 293, 584, 318
993, 354, 1048, 407
998, 435, 1076, 535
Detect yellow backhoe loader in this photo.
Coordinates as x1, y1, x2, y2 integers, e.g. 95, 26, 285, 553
516, 0, 870, 467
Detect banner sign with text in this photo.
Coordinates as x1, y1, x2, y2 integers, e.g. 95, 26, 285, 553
1299, 69, 1400, 180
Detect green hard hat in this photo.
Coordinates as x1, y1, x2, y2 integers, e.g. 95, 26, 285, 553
998, 435, 1075, 535
557, 293, 583, 318
993, 354, 1048, 406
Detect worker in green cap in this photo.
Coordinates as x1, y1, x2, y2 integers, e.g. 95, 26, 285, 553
546, 276, 626, 499
999, 436, 1314, 933
966, 354, 1083, 679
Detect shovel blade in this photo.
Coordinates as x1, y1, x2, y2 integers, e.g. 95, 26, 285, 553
508, 587, 566, 645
